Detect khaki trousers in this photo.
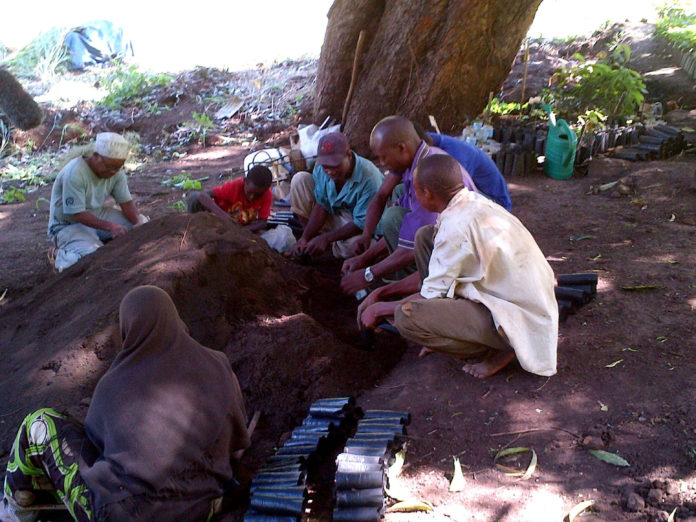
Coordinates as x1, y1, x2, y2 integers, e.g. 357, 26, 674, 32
394, 225, 512, 357
289, 171, 367, 259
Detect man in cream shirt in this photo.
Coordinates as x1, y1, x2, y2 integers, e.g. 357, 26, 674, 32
48, 132, 147, 272
359, 154, 557, 378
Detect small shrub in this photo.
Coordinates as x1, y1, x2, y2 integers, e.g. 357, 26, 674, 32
168, 200, 187, 213
0, 186, 27, 204
100, 64, 172, 109
545, 50, 646, 120
181, 112, 214, 145
162, 173, 202, 191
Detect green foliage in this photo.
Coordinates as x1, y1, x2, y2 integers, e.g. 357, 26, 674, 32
1, 28, 70, 80
168, 200, 187, 213
182, 112, 214, 145
162, 172, 202, 191
100, 65, 173, 109
545, 49, 646, 120
0, 186, 27, 204
484, 98, 548, 121
656, 3, 696, 50
0, 118, 9, 159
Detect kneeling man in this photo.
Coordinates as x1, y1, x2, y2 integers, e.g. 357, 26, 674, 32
363, 154, 558, 378
48, 132, 146, 272
291, 132, 383, 259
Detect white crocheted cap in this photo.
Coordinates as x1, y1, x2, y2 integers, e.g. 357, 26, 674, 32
94, 132, 129, 160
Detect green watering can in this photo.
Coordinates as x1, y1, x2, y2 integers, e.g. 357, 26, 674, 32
543, 105, 577, 180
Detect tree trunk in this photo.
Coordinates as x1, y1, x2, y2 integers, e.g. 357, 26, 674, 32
314, 0, 543, 154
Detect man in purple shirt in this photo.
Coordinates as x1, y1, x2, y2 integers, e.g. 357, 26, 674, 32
340, 116, 477, 295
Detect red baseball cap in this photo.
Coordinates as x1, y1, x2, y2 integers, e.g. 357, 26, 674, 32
316, 132, 350, 167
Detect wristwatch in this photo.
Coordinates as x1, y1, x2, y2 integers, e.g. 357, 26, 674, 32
364, 266, 375, 283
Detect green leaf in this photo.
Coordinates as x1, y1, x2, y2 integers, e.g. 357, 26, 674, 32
449, 456, 466, 492
588, 449, 630, 467
621, 285, 662, 291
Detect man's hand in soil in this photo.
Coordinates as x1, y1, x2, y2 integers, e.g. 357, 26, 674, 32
356, 287, 384, 329
292, 238, 309, 259
106, 222, 129, 238
341, 268, 369, 295
360, 301, 398, 330
305, 234, 330, 257
351, 233, 372, 256
341, 254, 366, 275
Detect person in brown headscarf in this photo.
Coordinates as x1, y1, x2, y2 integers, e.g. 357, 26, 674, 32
2, 286, 250, 521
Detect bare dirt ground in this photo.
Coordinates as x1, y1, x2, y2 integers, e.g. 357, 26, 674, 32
1, 23, 695, 522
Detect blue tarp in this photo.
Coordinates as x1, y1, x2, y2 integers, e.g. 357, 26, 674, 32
64, 20, 133, 69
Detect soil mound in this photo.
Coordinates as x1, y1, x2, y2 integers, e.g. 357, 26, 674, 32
0, 213, 406, 466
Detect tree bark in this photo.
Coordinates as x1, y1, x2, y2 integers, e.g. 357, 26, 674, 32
314, 0, 543, 154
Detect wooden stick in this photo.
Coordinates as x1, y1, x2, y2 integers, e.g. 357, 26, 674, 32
341, 30, 366, 131
428, 115, 441, 134
520, 40, 530, 105
232, 410, 261, 461
490, 426, 580, 438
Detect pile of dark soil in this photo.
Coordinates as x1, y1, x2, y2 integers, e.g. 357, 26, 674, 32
0, 213, 406, 474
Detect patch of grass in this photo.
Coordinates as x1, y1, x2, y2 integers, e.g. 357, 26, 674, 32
1, 28, 70, 80
100, 64, 173, 109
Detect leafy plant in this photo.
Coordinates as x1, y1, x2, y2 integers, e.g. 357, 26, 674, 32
545, 51, 646, 120
182, 112, 214, 145
100, 64, 172, 109
656, 3, 696, 50
162, 172, 203, 191
168, 200, 187, 213
0, 186, 27, 204
483, 98, 548, 121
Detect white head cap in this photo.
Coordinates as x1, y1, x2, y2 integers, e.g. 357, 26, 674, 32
94, 132, 129, 160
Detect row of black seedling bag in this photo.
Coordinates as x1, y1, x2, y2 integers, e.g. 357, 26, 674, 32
244, 396, 358, 521
333, 409, 411, 522
555, 272, 598, 323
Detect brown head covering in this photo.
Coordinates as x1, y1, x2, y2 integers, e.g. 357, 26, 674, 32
80, 286, 249, 517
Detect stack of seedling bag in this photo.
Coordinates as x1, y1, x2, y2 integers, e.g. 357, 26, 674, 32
554, 272, 598, 322
244, 397, 357, 521
333, 410, 411, 522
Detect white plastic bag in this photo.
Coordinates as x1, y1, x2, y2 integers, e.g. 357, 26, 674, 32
298, 123, 341, 165
260, 225, 297, 253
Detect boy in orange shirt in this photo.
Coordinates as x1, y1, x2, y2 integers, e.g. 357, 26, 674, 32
187, 166, 273, 233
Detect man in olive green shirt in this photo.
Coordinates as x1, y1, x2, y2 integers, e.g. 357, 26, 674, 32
48, 132, 146, 272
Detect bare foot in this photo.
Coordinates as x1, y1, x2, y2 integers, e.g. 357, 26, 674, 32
462, 350, 515, 379
418, 347, 433, 358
